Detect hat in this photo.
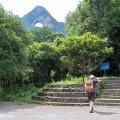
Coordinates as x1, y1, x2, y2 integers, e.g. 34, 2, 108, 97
90, 75, 94, 79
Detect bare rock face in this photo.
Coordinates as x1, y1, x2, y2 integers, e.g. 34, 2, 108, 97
21, 6, 65, 35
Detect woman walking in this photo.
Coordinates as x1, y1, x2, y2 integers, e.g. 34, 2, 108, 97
85, 75, 100, 113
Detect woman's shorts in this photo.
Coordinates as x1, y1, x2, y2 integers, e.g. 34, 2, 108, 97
87, 92, 96, 102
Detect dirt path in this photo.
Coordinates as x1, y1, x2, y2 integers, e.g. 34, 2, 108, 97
0, 101, 120, 120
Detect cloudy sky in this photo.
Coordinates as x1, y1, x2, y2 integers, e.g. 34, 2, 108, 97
0, 0, 81, 22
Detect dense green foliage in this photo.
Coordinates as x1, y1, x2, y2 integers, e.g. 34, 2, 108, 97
28, 42, 65, 86
0, 84, 39, 102
65, 0, 120, 75
0, 5, 33, 88
54, 32, 112, 76
0, 5, 65, 89
66, 0, 110, 36
30, 27, 64, 43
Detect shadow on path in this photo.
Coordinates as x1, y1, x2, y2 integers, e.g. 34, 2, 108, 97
94, 110, 117, 115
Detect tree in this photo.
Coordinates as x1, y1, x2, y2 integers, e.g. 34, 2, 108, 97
100, 0, 120, 75
65, 0, 110, 36
30, 27, 64, 43
56, 32, 112, 77
0, 5, 33, 88
65, 0, 120, 75
28, 42, 64, 86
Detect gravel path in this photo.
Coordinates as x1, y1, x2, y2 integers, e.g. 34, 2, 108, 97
0, 101, 120, 120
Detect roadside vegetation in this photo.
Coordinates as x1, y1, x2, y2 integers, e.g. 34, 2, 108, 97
0, 84, 39, 103
0, 76, 107, 103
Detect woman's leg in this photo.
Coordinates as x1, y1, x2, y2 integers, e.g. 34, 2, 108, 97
87, 93, 94, 113
89, 101, 94, 113
89, 92, 95, 113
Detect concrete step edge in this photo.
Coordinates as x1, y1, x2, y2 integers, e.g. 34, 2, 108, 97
48, 84, 84, 87
96, 98, 120, 100
105, 85, 120, 87
42, 89, 85, 92
95, 102, 120, 106
37, 92, 87, 97
38, 91, 87, 94
34, 96, 88, 99
43, 102, 89, 106
103, 88, 120, 91
100, 95, 120, 97
43, 88, 84, 90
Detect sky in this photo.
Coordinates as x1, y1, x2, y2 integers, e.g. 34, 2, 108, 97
0, 0, 81, 22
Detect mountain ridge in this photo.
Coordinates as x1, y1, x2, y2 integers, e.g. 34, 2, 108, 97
21, 6, 65, 35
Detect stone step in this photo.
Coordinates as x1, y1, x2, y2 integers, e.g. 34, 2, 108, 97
105, 83, 120, 86
32, 78, 120, 106
48, 84, 84, 88
108, 78, 120, 81
94, 78, 120, 106
95, 99, 120, 103
99, 95, 120, 99
42, 88, 85, 92
33, 96, 88, 103
42, 102, 89, 106
100, 90, 120, 95
107, 80, 120, 84
37, 92, 87, 97
108, 78, 120, 80
108, 80, 120, 83
105, 86, 120, 89
101, 93, 120, 96
103, 89, 120, 93
95, 102, 120, 106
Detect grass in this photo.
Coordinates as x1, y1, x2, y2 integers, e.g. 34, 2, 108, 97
51, 76, 87, 85
0, 84, 40, 104
96, 77, 108, 97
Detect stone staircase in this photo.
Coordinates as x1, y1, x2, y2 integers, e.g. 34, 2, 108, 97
95, 77, 120, 106
32, 84, 89, 106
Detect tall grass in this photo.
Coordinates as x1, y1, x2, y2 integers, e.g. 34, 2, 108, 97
51, 74, 87, 85
0, 84, 39, 103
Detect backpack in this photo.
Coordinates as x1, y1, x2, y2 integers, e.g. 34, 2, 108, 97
85, 80, 94, 93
